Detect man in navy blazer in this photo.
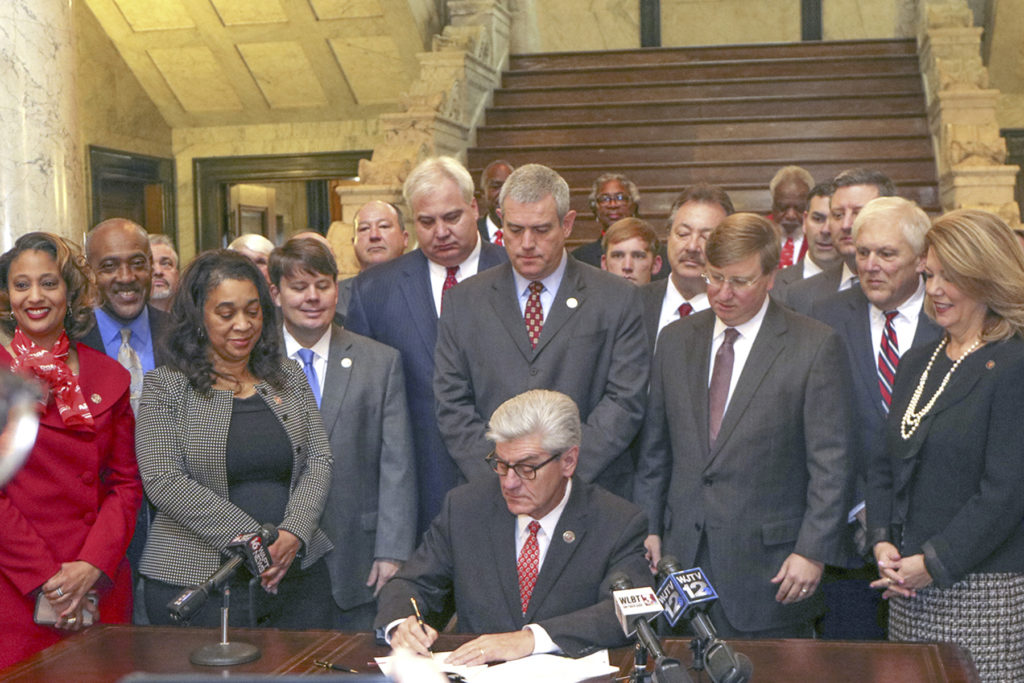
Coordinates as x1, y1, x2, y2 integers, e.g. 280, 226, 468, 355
810, 197, 942, 639
434, 164, 649, 500
346, 157, 507, 538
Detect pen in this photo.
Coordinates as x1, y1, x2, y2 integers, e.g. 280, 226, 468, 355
314, 659, 359, 673
410, 596, 432, 652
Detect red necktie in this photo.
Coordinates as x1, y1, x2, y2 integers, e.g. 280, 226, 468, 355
877, 310, 900, 412
779, 237, 795, 268
494, 229, 503, 246
517, 520, 541, 615
524, 282, 544, 348
678, 302, 693, 318
708, 328, 739, 445
440, 266, 458, 313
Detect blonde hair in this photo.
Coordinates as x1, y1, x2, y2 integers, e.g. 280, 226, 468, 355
925, 209, 1024, 342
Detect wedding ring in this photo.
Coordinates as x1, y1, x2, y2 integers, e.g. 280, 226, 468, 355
800, 588, 808, 593
56, 587, 65, 598
479, 648, 484, 658
66, 616, 77, 625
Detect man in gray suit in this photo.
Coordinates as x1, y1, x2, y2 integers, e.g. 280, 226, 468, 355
377, 390, 650, 664
635, 213, 853, 638
780, 169, 895, 314
772, 182, 838, 296
270, 237, 416, 629
434, 164, 649, 500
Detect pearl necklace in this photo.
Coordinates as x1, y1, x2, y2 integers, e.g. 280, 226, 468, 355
900, 337, 981, 440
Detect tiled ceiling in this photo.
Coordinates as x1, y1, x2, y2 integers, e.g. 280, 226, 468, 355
83, 0, 437, 127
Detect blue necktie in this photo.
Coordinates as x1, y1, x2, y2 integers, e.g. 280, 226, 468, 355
297, 348, 321, 408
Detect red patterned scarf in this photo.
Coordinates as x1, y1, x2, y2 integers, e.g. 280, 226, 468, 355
10, 328, 94, 428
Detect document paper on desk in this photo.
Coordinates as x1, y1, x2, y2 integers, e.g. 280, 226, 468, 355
375, 650, 617, 682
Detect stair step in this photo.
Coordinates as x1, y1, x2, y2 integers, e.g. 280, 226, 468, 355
484, 93, 925, 125
509, 39, 916, 70
494, 74, 923, 106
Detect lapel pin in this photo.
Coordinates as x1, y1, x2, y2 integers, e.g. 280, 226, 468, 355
566, 298, 578, 309
341, 357, 353, 368
986, 360, 995, 369
90, 393, 102, 404
562, 530, 576, 543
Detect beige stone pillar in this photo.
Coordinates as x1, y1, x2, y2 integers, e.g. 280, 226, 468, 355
0, 0, 85, 249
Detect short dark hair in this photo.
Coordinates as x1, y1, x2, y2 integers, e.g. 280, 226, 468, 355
0, 232, 97, 339
268, 237, 338, 287
832, 168, 895, 197
165, 250, 285, 393
808, 182, 834, 202
666, 183, 735, 228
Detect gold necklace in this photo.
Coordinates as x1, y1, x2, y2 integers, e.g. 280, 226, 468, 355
900, 337, 981, 440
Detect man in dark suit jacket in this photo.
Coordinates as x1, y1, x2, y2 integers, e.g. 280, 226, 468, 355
346, 157, 507, 538
336, 201, 410, 325
434, 164, 649, 500
777, 169, 895, 314
477, 160, 513, 245
635, 213, 853, 638
269, 237, 417, 629
772, 183, 838, 298
810, 197, 942, 639
376, 390, 650, 664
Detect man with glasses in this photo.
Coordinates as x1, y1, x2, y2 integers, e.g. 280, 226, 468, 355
635, 213, 853, 639
375, 389, 650, 665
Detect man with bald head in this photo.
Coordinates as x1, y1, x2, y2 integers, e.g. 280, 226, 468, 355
335, 201, 409, 323
81, 217, 172, 623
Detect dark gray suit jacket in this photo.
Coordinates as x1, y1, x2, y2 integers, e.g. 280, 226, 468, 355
640, 279, 668, 354
635, 301, 853, 632
79, 305, 172, 366
374, 477, 651, 657
316, 324, 416, 610
433, 257, 650, 499
775, 262, 844, 315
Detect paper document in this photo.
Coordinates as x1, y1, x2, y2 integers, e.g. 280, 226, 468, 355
375, 649, 618, 682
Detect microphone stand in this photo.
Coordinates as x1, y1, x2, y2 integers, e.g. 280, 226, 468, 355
189, 585, 261, 666
629, 641, 649, 683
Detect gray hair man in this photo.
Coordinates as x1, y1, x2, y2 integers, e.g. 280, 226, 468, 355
147, 234, 179, 313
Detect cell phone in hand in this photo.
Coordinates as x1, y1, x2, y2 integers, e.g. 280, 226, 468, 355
33, 591, 98, 626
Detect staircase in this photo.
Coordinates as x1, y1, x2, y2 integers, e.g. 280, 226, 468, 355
466, 39, 938, 249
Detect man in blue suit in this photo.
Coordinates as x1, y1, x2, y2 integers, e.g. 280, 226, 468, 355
346, 156, 507, 537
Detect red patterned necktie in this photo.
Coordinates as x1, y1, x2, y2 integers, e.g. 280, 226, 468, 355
494, 229, 503, 246
877, 310, 900, 413
779, 237, 795, 268
440, 266, 459, 313
524, 281, 544, 348
517, 520, 541, 615
678, 302, 693, 318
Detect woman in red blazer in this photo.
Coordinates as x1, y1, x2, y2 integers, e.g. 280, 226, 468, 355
0, 232, 142, 669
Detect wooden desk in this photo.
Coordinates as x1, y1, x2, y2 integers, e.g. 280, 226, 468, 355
0, 625, 978, 682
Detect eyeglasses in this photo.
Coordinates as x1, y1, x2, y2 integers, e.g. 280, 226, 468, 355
485, 450, 562, 480
596, 193, 630, 205
701, 271, 765, 290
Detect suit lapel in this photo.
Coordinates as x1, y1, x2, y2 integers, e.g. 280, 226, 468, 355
532, 256, 583, 357
709, 303, 786, 464
525, 481, 587, 622
847, 294, 888, 423
489, 265, 534, 362
318, 324, 352, 437
687, 314, 715, 459
489, 495, 523, 621
398, 252, 438, 352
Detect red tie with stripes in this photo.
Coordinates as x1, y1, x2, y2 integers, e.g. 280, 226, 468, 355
877, 310, 900, 412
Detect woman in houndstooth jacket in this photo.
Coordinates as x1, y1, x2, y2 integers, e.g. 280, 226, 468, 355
135, 250, 334, 629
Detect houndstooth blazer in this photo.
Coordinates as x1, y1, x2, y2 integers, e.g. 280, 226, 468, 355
135, 359, 333, 587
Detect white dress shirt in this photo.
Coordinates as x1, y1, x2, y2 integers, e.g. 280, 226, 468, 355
282, 325, 332, 391
868, 278, 925, 367
838, 262, 858, 291
486, 215, 502, 242
656, 278, 710, 339
708, 296, 770, 416
427, 236, 483, 317
512, 250, 569, 319
802, 257, 825, 279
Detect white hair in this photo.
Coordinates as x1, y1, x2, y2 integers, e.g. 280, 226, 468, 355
486, 390, 581, 454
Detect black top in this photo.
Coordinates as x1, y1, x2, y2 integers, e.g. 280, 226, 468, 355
226, 394, 292, 526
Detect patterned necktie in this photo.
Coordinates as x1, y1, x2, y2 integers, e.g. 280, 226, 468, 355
524, 281, 544, 348
877, 310, 900, 412
779, 237, 795, 268
678, 302, 693, 318
708, 328, 739, 445
297, 348, 321, 408
440, 266, 459, 313
517, 520, 541, 615
118, 328, 144, 413
494, 229, 504, 246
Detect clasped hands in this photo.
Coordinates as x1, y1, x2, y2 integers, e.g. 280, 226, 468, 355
390, 615, 535, 665
871, 542, 932, 598
40, 561, 102, 631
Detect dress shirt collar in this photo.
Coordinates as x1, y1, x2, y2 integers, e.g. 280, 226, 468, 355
517, 478, 573, 539
666, 277, 709, 311
839, 262, 858, 290
94, 305, 151, 350
282, 324, 332, 361
426, 233, 483, 282
512, 249, 568, 299
712, 294, 770, 342
802, 257, 825, 278
487, 215, 502, 242
870, 277, 925, 323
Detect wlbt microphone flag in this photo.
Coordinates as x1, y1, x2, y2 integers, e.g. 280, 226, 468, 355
657, 565, 718, 627
612, 586, 664, 636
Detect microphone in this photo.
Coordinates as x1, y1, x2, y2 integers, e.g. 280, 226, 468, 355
655, 557, 752, 683
610, 573, 693, 683
168, 524, 279, 622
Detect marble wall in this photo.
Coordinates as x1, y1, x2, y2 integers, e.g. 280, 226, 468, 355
0, 0, 85, 248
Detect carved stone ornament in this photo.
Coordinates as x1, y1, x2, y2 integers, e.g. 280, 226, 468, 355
936, 57, 989, 91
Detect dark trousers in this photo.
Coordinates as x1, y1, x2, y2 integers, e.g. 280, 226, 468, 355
144, 558, 332, 630
816, 563, 887, 640
333, 600, 378, 631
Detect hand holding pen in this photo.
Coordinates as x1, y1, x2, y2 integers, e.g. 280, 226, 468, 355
389, 596, 439, 656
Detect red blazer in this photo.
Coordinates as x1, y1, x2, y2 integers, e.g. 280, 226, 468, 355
0, 342, 142, 669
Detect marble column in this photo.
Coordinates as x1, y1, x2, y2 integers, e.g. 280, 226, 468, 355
0, 0, 85, 250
